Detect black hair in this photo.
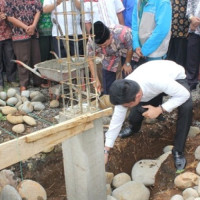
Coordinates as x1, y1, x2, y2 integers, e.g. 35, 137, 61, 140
109, 79, 140, 105
90, 21, 110, 44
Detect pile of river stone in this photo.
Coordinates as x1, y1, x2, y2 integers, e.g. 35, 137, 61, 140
0, 88, 59, 134
105, 126, 200, 200
0, 127, 200, 200
0, 170, 47, 200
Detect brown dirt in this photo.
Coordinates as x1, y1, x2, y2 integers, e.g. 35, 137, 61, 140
2, 100, 200, 200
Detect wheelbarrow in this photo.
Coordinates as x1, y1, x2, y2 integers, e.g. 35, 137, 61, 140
13, 55, 102, 99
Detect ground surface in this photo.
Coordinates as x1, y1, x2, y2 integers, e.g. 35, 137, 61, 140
1, 87, 200, 200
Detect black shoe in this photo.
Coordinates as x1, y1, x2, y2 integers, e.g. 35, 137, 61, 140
119, 127, 134, 138
172, 149, 186, 171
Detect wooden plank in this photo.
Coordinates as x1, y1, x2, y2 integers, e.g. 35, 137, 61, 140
26, 108, 112, 143
0, 122, 93, 170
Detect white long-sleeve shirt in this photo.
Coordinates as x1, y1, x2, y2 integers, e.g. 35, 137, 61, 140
105, 60, 190, 148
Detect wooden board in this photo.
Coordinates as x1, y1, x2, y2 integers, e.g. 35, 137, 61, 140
0, 108, 112, 170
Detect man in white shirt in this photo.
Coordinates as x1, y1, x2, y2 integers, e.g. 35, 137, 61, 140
84, 0, 125, 33
43, 0, 83, 57
104, 60, 193, 171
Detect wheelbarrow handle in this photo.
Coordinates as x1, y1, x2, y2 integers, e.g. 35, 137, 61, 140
12, 60, 42, 78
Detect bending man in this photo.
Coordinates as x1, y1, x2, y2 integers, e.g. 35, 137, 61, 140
104, 60, 192, 171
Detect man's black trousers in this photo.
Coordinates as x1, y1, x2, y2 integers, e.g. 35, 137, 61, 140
128, 79, 193, 153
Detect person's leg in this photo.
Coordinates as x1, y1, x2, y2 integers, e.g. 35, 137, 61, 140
31, 38, 42, 86
0, 41, 4, 87
186, 33, 200, 90
172, 79, 193, 170
3, 39, 17, 83
13, 40, 31, 88
52, 37, 66, 58
39, 36, 53, 62
78, 35, 84, 56
166, 37, 176, 61
119, 94, 164, 138
102, 68, 116, 94
173, 38, 188, 68
39, 36, 53, 87
174, 79, 193, 152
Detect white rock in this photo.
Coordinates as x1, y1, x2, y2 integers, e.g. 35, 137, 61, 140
157, 151, 171, 163
23, 116, 36, 126
32, 102, 45, 111
0, 91, 7, 100
112, 181, 150, 200
50, 99, 59, 108
131, 159, 161, 186
186, 197, 195, 200
42, 146, 54, 153
196, 162, 200, 175
15, 94, 22, 102
17, 180, 47, 200
0, 170, 18, 192
7, 88, 16, 98
170, 194, 184, 200
197, 179, 200, 195
6, 97, 18, 106
31, 93, 46, 102
21, 90, 30, 98
15, 101, 22, 108
7, 114, 23, 125
174, 172, 200, 190
21, 101, 33, 113
12, 124, 25, 134
21, 96, 28, 103
1, 106, 17, 115
0, 185, 22, 200
30, 91, 41, 99
0, 99, 6, 106
107, 195, 117, 200
195, 146, 200, 160
112, 173, 131, 188
106, 172, 114, 184
182, 188, 199, 199
163, 145, 174, 153
188, 126, 200, 137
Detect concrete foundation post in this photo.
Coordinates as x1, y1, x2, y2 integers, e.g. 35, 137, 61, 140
62, 118, 107, 200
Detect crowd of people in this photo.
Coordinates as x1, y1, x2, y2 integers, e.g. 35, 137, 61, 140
0, 0, 200, 171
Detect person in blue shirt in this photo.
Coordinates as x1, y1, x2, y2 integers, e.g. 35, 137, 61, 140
132, 0, 172, 63
122, 0, 135, 28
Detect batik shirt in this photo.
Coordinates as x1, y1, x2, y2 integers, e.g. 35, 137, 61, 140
87, 25, 132, 72
171, 0, 189, 38
37, 0, 52, 36
5, 0, 42, 41
187, 0, 200, 35
0, 0, 12, 41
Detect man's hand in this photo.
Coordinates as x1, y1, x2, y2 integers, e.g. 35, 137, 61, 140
104, 153, 109, 165
26, 24, 36, 35
142, 105, 163, 119
122, 64, 132, 76
190, 16, 200, 31
0, 12, 6, 21
56, 0, 65, 6
135, 47, 143, 58
104, 146, 110, 165
92, 77, 101, 94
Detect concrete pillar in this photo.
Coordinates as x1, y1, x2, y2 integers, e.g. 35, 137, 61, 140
62, 118, 106, 200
